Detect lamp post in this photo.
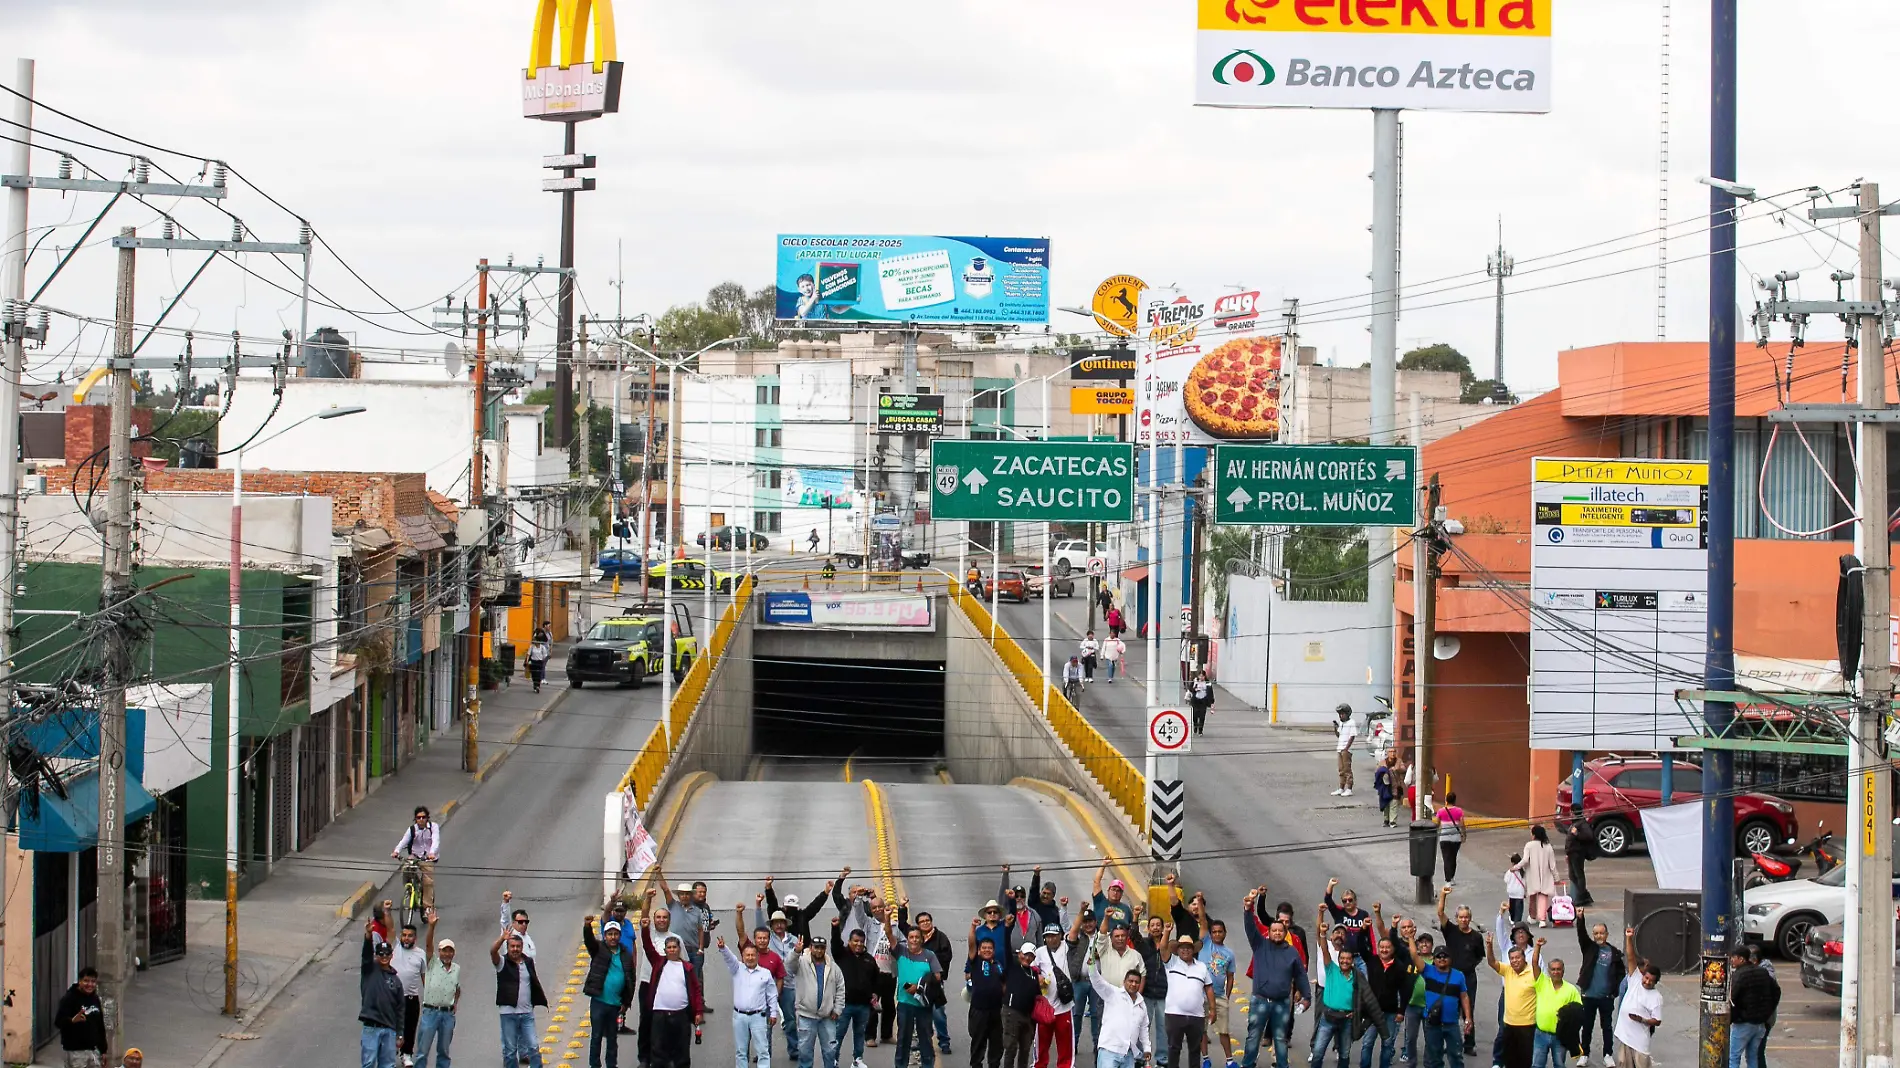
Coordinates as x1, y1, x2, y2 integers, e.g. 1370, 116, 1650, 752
225, 403, 364, 1015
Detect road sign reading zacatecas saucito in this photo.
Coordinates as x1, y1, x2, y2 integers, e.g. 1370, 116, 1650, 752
930, 440, 1135, 523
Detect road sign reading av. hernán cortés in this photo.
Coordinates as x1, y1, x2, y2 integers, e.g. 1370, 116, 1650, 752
930, 440, 1135, 523
1213, 444, 1417, 526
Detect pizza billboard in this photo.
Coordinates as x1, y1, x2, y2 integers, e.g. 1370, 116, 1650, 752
1195, 0, 1552, 114
1137, 289, 1283, 446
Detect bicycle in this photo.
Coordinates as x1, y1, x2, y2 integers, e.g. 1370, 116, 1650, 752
398, 856, 425, 930
1063, 677, 1083, 704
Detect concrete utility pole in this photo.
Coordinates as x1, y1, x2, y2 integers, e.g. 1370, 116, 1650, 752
898, 327, 919, 551
464, 261, 489, 775
1847, 181, 1893, 1068
0, 58, 31, 1016
96, 226, 137, 1058
1411, 475, 1441, 826
1486, 221, 1513, 388
1367, 109, 1402, 723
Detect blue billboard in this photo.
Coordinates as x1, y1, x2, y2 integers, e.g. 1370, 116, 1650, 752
775, 234, 1051, 326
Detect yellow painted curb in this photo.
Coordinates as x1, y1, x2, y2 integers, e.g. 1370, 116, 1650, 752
439, 798, 460, 821
335, 880, 377, 920
860, 779, 905, 906
843, 749, 860, 783
474, 748, 508, 783
1466, 816, 1523, 829
512, 721, 532, 744
1011, 777, 1142, 891
936, 769, 953, 785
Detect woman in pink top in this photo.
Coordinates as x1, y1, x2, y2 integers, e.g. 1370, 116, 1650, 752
1434, 792, 1467, 884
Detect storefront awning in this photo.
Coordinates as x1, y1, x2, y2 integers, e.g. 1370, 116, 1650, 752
1122, 565, 1149, 584
15, 770, 157, 853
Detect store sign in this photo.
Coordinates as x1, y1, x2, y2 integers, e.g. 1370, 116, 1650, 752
1529, 458, 1709, 751
1070, 387, 1135, 415
1213, 444, 1417, 526
1090, 274, 1148, 338
930, 440, 1135, 523
876, 393, 944, 433
1194, 0, 1553, 114
761, 592, 934, 629
1070, 348, 1138, 382
521, 0, 625, 120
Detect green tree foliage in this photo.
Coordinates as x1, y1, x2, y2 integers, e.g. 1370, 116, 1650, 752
1204, 526, 1255, 620
657, 281, 778, 354
1398, 343, 1474, 384
1281, 527, 1369, 602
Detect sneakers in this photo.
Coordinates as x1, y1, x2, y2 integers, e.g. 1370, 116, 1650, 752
1340, 788, 1353, 797
1330, 788, 1345, 796
1204, 1058, 1214, 1068
854, 1059, 869, 1068
403, 1057, 415, 1068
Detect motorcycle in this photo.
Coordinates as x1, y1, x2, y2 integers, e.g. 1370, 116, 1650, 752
1744, 820, 1841, 888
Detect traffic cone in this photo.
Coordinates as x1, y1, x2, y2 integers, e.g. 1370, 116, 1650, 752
803, 574, 810, 590
916, 575, 924, 593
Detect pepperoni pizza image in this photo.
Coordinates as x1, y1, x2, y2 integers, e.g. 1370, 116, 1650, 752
1182, 336, 1282, 439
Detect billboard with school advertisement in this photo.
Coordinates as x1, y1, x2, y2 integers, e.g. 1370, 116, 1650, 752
774, 235, 1051, 326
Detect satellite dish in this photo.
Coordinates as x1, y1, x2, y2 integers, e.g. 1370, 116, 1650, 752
1433, 635, 1462, 661
444, 342, 463, 378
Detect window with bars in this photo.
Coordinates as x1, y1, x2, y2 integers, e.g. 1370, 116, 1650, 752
753, 511, 782, 533
755, 428, 783, 447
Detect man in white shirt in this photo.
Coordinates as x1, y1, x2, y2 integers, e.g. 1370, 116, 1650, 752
1094, 926, 1146, 989
1031, 924, 1076, 1068
1089, 952, 1152, 1068
389, 920, 429, 1068
1162, 936, 1215, 1068
500, 891, 537, 958
1331, 704, 1358, 797
720, 933, 782, 1068
392, 806, 442, 907
1612, 963, 1663, 1068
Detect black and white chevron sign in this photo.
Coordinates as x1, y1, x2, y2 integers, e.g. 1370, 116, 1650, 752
1150, 779, 1185, 861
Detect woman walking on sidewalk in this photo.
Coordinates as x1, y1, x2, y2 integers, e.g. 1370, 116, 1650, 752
527, 627, 552, 693
1518, 828, 1559, 928
1433, 795, 1466, 886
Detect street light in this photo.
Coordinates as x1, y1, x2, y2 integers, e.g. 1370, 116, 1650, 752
223, 402, 365, 1015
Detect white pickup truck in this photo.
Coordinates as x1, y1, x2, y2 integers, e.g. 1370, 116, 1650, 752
1049, 539, 1102, 575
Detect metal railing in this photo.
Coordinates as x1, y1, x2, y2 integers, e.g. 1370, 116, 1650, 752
620, 576, 754, 806
950, 585, 1147, 831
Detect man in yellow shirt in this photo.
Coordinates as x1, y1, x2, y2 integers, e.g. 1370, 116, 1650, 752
1483, 932, 1540, 1068
1528, 945, 1580, 1068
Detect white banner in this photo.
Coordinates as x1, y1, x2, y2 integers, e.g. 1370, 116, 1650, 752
622, 790, 659, 880
1639, 802, 1702, 891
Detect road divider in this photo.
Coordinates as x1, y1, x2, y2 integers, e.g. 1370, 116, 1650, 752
861, 779, 905, 906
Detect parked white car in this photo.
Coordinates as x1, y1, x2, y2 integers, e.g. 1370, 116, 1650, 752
1739, 865, 1900, 960
1050, 539, 1102, 575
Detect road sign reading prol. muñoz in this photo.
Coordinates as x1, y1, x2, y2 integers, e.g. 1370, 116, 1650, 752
1213, 444, 1418, 526
930, 440, 1135, 523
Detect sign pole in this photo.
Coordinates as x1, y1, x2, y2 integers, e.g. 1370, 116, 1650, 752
1042, 377, 1051, 712
1368, 106, 1402, 736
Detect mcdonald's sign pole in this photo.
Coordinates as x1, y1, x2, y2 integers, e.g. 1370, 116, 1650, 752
522, 0, 622, 454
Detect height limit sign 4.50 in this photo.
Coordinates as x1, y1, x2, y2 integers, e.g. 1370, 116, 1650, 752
930, 440, 1135, 523
1213, 444, 1418, 527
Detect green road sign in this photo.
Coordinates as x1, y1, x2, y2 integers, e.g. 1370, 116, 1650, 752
1213, 444, 1418, 526
930, 440, 1135, 522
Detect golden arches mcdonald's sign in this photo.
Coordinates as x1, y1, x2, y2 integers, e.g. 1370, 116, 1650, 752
522, 0, 624, 121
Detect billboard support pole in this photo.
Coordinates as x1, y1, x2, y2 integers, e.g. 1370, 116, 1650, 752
1368, 108, 1401, 725
1700, 3, 1738, 1065
555, 119, 579, 454
899, 325, 919, 553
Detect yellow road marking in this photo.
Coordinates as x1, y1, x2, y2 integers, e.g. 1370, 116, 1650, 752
861, 779, 905, 906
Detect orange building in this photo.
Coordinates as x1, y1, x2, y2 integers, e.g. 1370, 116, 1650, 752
1400, 340, 1889, 824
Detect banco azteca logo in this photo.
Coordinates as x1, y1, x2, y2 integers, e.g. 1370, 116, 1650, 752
1212, 49, 1274, 86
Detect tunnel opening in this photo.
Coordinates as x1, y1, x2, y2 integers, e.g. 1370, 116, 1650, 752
753, 656, 946, 757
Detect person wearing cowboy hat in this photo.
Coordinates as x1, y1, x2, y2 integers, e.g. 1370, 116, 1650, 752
584, 911, 640, 1068
974, 898, 1013, 962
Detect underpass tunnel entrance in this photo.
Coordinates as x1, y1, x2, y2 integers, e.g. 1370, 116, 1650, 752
753, 656, 946, 758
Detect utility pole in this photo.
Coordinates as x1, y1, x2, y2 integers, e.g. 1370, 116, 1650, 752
1411, 475, 1442, 899
1486, 221, 1513, 389
1700, 3, 1739, 1064
1849, 180, 1894, 1068
642, 348, 657, 600
0, 59, 31, 1028
96, 226, 137, 1058
464, 261, 489, 774
1367, 109, 1402, 727
578, 317, 593, 636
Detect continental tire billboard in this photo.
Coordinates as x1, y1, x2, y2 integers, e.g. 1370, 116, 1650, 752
1195, 0, 1551, 113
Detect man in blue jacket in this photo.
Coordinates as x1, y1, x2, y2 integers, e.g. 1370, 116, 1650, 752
1241, 889, 1312, 1068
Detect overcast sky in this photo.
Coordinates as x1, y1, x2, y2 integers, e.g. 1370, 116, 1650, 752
8, 1, 1899, 393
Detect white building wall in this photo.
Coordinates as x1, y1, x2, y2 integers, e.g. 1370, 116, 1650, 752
679, 377, 760, 547
221, 378, 476, 497
1220, 573, 1373, 724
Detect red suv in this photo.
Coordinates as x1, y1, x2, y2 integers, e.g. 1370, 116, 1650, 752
1556, 758, 1798, 858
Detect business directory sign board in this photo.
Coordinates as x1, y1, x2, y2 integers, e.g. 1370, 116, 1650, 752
775, 235, 1051, 326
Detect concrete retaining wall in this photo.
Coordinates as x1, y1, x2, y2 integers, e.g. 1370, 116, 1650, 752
662, 600, 757, 784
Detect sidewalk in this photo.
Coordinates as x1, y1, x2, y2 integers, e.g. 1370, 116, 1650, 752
112, 649, 572, 1068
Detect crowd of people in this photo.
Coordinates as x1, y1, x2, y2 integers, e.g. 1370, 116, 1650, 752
346, 856, 1772, 1068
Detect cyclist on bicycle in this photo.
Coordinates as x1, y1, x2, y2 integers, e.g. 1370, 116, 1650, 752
1062, 655, 1085, 702
392, 805, 441, 908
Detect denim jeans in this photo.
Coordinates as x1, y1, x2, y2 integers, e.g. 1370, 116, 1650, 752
839, 1004, 873, 1062
1400, 1006, 1422, 1063
1530, 1030, 1562, 1068
782, 988, 802, 1063
733, 1009, 774, 1068
1072, 983, 1103, 1050
1729, 1023, 1767, 1068
1145, 999, 1168, 1067
414, 1007, 456, 1068
361, 1024, 399, 1068
1313, 1016, 1355, 1068
1357, 1013, 1396, 1068
1421, 1022, 1464, 1068
591, 999, 624, 1068
934, 1003, 953, 1050
798, 1016, 840, 1068
897, 1004, 938, 1068
500, 1013, 543, 1068
1097, 1050, 1137, 1068
1241, 996, 1292, 1068
1577, 997, 1614, 1059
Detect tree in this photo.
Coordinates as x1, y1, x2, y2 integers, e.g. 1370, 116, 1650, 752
655, 303, 744, 355
1281, 527, 1369, 602
1204, 526, 1255, 621
1398, 343, 1474, 386
704, 281, 777, 343
1460, 378, 1518, 404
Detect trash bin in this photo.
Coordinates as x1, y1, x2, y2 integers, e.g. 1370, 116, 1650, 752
498, 642, 517, 678
1409, 820, 1438, 879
